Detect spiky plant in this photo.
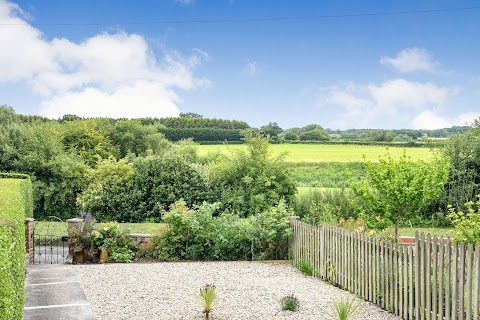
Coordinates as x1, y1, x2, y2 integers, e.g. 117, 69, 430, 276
199, 284, 217, 319
323, 296, 360, 320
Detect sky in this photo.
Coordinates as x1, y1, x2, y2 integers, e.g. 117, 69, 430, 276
0, 0, 479, 130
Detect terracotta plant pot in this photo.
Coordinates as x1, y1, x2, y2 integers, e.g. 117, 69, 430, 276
99, 249, 109, 263
73, 249, 85, 264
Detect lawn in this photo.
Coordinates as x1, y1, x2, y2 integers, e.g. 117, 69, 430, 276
197, 144, 433, 162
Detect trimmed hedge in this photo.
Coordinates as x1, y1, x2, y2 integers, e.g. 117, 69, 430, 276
0, 175, 32, 320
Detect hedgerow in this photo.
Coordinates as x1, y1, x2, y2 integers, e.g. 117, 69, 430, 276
0, 175, 32, 320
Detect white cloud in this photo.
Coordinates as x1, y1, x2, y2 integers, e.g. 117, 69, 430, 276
380, 47, 438, 73
245, 61, 257, 76
368, 79, 449, 111
413, 111, 480, 130
321, 78, 451, 129
0, 0, 210, 119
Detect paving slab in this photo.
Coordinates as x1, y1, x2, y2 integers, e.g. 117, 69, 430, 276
23, 265, 95, 320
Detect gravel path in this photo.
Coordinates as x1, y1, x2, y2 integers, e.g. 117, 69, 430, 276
74, 261, 400, 320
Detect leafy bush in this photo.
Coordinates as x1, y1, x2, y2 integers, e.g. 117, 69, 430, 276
447, 195, 480, 244
79, 148, 213, 222
93, 222, 138, 262
0, 176, 32, 319
210, 131, 297, 216
152, 200, 292, 261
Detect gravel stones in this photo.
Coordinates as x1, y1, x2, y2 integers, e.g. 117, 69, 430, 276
74, 261, 400, 320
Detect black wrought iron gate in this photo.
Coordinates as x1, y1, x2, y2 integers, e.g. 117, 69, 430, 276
32, 216, 69, 264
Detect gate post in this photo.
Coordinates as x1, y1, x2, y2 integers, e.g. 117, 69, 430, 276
67, 218, 83, 255
25, 218, 34, 264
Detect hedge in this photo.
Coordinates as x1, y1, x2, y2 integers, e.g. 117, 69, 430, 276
0, 175, 32, 320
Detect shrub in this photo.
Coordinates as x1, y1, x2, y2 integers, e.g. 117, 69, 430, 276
248, 200, 293, 260
447, 195, 480, 244
93, 222, 138, 262
280, 294, 299, 312
210, 131, 297, 216
153, 199, 292, 261
0, 176, 32, 319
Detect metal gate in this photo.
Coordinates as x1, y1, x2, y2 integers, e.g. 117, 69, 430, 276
32, 216, 69, 264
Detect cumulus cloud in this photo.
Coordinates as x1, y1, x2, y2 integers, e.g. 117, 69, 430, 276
412, 111, 480, 130
380, 47, 438, 73
0, 0, 210, 118
321, 78, 451, 129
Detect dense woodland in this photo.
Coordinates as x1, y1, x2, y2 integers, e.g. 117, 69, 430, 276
1, 105, 479, 230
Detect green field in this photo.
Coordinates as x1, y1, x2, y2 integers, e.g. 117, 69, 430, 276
197, 144, 433, 162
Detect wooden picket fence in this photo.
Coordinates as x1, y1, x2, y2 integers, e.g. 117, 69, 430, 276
290, 217, 480, 320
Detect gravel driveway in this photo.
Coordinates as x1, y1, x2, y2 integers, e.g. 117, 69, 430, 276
74, 261, 400, 320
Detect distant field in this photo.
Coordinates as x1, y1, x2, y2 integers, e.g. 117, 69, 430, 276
197, 144, 433, 162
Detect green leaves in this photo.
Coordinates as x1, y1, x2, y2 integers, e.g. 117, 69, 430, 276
351, 150, 449, 236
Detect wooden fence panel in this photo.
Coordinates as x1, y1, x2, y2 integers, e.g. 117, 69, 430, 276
289, 221, 479, 320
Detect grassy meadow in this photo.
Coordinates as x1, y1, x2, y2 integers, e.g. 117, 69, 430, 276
197, 143, 433, 162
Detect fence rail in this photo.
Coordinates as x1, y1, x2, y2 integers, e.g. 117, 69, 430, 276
290, 218, 480, 320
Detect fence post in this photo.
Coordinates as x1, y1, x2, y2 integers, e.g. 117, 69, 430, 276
25, 218, 34, 264
289, 216, 300, 264
67, 218, 83, 256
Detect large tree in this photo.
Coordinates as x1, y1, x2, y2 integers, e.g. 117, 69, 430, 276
351, 150, 449, 239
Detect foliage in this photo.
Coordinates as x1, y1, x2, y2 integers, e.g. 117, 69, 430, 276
0, 176, 32, 320
78, 148, 213, 222
296, 188, 356, 225
160, 127, 244, 143
210, 131, 297, 216
289, 162, 365, 188
77, 157, 135, 222
438, 127, 480, 212
248, 200, 293, 260
280, 294, 299, 312
111, 120, 170, 157
153, 200, 292, 261
295, 259, 314, 276
61, 119, 119, 166
351, 150, 449, 238
70, 212, 96, 253
0, 107, 88, 219
323, 296, 361, 320
199, 284, 217, 319
128, 150, 213, 221
447, 195, 480, 244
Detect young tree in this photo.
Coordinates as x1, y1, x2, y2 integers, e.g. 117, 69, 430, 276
351, 150, 449, 239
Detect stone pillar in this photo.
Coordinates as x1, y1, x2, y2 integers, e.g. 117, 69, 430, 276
67, 218, 83, 255
25, 218, 34, 264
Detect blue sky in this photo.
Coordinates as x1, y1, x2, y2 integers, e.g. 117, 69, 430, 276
1, 0, 479, 129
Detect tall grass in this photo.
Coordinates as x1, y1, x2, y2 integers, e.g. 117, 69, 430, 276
294, 188, 357, 225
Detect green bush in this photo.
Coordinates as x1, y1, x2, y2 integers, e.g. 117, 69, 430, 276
152, 200, 292, 261
78, 148, 213, 222
447, 195, 480, 244
210, 131, 297, 216
0, 176, 32, 319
